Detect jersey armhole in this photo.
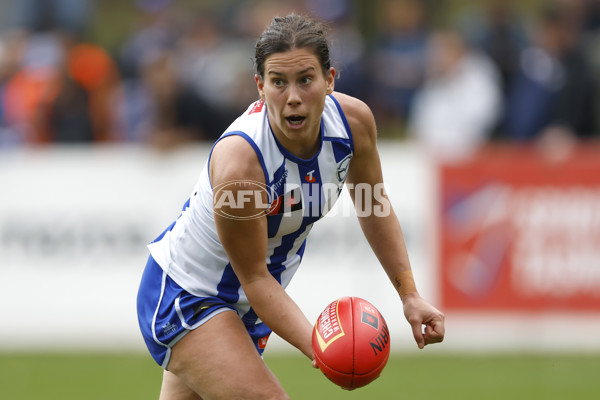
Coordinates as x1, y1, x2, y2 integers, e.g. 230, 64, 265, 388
328, 94, 355, 153
207, 132, 270, 198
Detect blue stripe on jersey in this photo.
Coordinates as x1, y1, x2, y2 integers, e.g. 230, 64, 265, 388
267, 213, 283, 238
240, 239, 307, 328
151, 197, 191, 243
296, 237, 307, 261
269, 224, 309, 266
329, 139, 353, 163
329, 95, 354, 152
152, 220, 176, 244
267, 161, 288, 237
215, 263, 241, 303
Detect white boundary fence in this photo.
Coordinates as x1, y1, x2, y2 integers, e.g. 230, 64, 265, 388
1, 142, 598, 353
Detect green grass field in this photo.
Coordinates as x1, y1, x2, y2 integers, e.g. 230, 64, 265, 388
1, 352, 599, 399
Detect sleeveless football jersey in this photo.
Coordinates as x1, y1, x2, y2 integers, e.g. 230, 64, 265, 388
148, 94, 353, 325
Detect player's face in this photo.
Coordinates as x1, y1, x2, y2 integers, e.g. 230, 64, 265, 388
256, 48, 335, 159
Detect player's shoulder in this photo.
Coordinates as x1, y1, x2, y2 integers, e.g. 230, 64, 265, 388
210, 100, 267, 184
331, 92, 377, 152
224, 100, 265, 135
332, 92, 373, 124
210, 134, 265, 184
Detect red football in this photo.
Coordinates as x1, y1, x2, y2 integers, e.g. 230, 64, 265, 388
312, 297, 391, 390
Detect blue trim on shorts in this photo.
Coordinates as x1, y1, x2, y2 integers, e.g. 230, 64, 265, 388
136, 256, 272, 368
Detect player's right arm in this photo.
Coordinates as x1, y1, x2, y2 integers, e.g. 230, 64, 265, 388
209, 135, 314, 360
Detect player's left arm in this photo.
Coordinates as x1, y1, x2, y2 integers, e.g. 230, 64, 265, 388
334, 91, 445, 349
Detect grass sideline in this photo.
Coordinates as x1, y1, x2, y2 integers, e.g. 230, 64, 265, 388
1, 352, 599, 399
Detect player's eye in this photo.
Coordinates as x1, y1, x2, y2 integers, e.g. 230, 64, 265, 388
273, 79, 285, 87
300, 76, 312, 85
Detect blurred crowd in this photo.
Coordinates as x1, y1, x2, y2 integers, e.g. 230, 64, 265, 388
1, 0, 600, 159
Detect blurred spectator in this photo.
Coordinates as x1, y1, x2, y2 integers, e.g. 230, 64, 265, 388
0, 0, 121, 146
458, 0, 529, 98
581, 0, 600, 32
138, 49, 220, 149
0, 30, 28, 147
305, 0, 366, 98
367, 0, 431, 136
1, 30, 122, 145
113, 0, 178, 145
49, 36, 121, 143
44, 49, 95, 143
117, 0, 178, 82
1, 30, 64, 144
188, 0, 298, 127
173, 13, 255, 138
503, 3, 598, 146
12, 0, 94, 35
114, 43, 221, 149
408, 29, 502, 161
1, 0, 598, 151
115, 1, 253, 148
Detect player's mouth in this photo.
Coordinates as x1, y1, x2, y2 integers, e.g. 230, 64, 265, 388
285, 115, 306, 129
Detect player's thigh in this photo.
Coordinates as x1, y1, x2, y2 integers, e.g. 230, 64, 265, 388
167, 310, 289, 400
159, 370, 203, 400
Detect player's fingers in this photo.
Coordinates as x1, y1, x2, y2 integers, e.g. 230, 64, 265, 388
410, 321, 425, 349
424, 318, 445, 345
312, 359, 318, 369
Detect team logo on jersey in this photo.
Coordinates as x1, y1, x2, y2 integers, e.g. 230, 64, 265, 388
249, 99, 265, 114
336, 154, 352, 181
305, 170, 317, 183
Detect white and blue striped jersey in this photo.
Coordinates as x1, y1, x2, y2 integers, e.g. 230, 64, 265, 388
148, 94, 353, 324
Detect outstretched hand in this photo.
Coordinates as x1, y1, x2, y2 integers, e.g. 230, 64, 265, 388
402, 293, 445, 349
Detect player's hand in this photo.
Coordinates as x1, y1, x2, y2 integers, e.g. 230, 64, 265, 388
402, 293, 445, 349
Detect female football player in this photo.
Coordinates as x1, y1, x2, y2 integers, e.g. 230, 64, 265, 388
137, 13, 445, 399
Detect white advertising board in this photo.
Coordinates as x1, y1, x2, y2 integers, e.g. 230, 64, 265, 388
2, 142, 596, 353
0, 142, 433, 352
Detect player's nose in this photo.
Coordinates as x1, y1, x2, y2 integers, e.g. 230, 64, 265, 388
287, 85, 302, 106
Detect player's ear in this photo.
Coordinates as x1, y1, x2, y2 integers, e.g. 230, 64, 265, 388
255, 74, 265, 99
325, 67, 335, 95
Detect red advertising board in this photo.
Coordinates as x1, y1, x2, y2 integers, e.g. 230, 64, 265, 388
440, 145, 600, 311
